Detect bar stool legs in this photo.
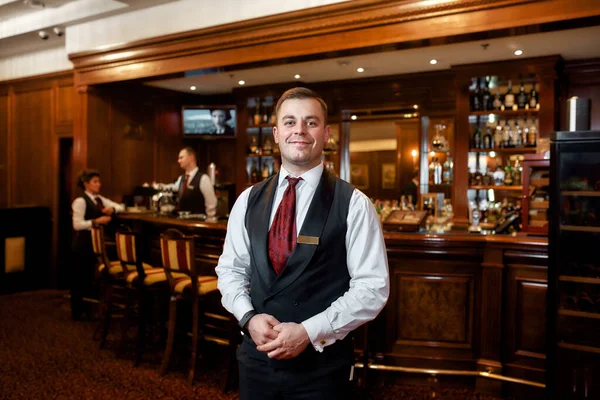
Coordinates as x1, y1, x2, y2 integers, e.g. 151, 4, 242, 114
160, 296, 177, 376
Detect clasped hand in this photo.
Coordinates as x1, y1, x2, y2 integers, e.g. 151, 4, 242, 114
247, 313, 310, 360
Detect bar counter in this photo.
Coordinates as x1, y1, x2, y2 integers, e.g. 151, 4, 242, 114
118, 212, 548, 391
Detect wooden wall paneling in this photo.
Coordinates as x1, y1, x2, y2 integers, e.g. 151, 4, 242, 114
395, 120, 420, 201
154, 102, 184, 184
12, 86, 53, 208
453, 74, 471, 228
82, 87, 112, 196
564, 58, 600, 131
0, 91, 8, 208
55, 82, 74, 136
69, 0, 600, 86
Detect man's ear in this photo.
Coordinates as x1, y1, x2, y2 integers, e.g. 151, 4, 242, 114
273, 126, 279, 144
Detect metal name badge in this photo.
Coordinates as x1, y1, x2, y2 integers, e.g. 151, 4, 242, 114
297, 235, 319, 245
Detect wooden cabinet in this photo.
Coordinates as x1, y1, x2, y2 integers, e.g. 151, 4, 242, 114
521, 153, 550, 234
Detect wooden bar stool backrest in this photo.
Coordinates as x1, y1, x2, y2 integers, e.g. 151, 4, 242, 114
115, 225, 147, 283
160, 229, 197, 295
90, 225, 111, 277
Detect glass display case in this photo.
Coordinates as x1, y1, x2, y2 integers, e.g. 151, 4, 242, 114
521, 153, 550, 234
548, 130, 600, 399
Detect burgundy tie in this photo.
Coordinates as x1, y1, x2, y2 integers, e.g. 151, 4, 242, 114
180, 174, 189, 195
268, 176, 302, 275
95, 197, 104, 210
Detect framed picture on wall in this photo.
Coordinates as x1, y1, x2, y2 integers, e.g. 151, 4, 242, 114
350, 164, 369, 190
381, 163, 396, 189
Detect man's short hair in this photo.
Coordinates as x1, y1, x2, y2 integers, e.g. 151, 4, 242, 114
275, 87, 328, 125
76, 169, 100, 190
181, 146, 197, 162
210, 109, 231, 121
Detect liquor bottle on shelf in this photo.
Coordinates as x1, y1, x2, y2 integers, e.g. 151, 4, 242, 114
250, 160, 260, 183
471, 78, 482, 111
253, 98, 261, 126
517, 77, 528, 109
248, 135, 260, 154
472, 126, 482, 149
493, 165, 505, 186
429, 157, 436, 184
494, 121, 503, 149
493, 90, 502, 111
503, 80, 515, 111
434, 158, 442, 184
504, 160, 513, 186
529, 83, 539, 110
483, 123, 494, 149
262, 104, 270, 124
482, 77, 492, 111
520, 119, 528, 146
513, 158, 522, 186
527, 120, 538, 147
482, 167, 493, 186
502, 120, 511, 148
511, 120, 522, 148
261, 164, 270, 180
442, 156, 453, 184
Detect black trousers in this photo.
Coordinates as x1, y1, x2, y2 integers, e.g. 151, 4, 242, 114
70, 232, 96, 319
238, 346, 353, 400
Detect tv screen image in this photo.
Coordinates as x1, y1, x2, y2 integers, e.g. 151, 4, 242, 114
182, 106, 236, 137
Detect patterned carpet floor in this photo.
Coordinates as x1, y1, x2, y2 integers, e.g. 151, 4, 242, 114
0, 290, 507, 400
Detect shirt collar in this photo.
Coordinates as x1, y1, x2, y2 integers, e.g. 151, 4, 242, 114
186, 167, 199, 180
278, 163, 323, 190
84, 191, 98, 200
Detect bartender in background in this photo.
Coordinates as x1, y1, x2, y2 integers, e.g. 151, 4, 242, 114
401, 169, 419, 207
171, 146, 217, 217
71, 169, 124, 320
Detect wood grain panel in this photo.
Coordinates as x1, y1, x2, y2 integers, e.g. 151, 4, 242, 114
55, 84, 74, 135
516, 280, 547, 354
13, 88, 53, 207
0, 94, 7, 208
397, 274, 472, 343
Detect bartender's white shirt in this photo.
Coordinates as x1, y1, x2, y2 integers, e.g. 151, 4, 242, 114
168, 167, 217, 217
72, 191, 125, 231
215, 163, 389, 352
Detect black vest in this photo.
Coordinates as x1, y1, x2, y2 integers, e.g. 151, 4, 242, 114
243, 170, 355, 369
178, 172, 205, 214
72, 194, 105, 250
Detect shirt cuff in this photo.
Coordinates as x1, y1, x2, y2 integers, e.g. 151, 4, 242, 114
232, 297, 255, 322
302, 313, 335, 353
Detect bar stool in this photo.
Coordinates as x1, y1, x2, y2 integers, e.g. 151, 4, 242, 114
159, 228, 219, 385
113, 226, 167, 365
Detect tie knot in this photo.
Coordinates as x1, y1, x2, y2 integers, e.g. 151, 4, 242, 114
286, 176, 302, 188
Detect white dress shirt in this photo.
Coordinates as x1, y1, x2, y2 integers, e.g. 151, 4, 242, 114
216, 163, 389, 352
71, 191, 125, 231
169, 167, 218, 217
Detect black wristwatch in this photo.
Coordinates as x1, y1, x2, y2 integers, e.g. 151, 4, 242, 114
238, 310, 258, 335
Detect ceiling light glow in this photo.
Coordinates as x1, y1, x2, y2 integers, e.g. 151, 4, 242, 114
351, 115, 357, 120
429, 59, 438, 65
294, 74, 301, 79
189, 86, 196, 91
238, 80, 245, 85
356, 67, 365, 73
514, 49, 523, 56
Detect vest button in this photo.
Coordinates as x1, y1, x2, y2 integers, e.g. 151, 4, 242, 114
292, 301, 298, 306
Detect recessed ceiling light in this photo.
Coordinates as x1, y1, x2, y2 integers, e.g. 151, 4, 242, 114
294, 74, 301, 79
429, 59, 438, 65
514, 49, 523, 56
356, 67, 365, 73
351, 115, 357, 120
189, 86, 196, 91
238, 80, 245, 86
413, 104, 419, 109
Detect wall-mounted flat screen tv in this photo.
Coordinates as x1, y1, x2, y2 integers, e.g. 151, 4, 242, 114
182, 105, 236, 138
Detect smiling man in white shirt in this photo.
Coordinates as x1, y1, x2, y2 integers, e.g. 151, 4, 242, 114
216, 87, 389, 400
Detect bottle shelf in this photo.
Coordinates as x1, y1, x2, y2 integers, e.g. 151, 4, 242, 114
560, 276, 600, 284
247, 123, 275, 128
469, 109, 540, 117
558, 342, 600, 355
469, 185, 523, 191
558, 309, 600, 320
469, 147, 537, 154
561, 191, 600, 197
561, 225, 600, 233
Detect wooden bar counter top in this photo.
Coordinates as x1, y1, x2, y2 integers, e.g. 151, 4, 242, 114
118, 212, 548, 392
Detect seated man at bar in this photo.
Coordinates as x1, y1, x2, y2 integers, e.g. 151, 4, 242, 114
170, 146, 217, 216
71, 169, 124, 320
216, 87, 390, 399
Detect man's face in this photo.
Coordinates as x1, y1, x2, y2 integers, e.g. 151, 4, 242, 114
177, 149, 194, 170
273, 98, 330, 174
211, 110, 227, 128
85, 176, 101, 194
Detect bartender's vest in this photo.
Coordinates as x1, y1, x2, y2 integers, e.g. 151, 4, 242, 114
178, 172, 205, 214
243, 169, 355, 369
72, 194, 105, 251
